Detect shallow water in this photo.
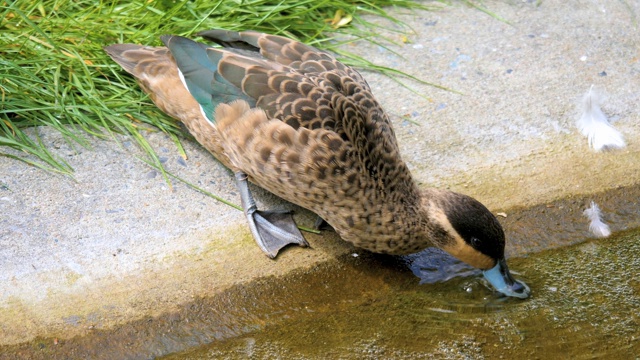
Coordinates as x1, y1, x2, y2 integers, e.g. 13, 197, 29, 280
2, 230, 639, 359
160, 230, 640, 359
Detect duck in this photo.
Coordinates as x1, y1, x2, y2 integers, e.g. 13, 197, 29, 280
104, 29, 530, 299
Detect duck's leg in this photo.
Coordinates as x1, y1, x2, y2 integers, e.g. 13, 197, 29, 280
313, 216, 331, 231
235, 171, 309, 258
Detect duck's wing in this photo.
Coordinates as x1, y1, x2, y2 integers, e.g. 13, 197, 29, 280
158, 35, 257, 123
197, 30, 370, 136
170, 31, 417, 199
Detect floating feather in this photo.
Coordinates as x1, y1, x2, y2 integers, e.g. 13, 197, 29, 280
576, 85, 626, 151
583, 201, 611, 238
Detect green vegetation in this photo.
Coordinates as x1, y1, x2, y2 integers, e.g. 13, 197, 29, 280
1, 0, 444, 174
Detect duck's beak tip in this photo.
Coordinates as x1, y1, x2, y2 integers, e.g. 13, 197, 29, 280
482, 258, 530, 299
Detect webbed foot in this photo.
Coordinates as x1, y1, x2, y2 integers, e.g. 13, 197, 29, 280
235, 172, 309, 258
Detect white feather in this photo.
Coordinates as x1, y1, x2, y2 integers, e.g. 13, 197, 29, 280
176, 68, 214, 124
576, 85, 625, 151
583, 201, 611, 238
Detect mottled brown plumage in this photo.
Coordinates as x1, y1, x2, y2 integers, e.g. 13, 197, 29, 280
104, 30, 530, 298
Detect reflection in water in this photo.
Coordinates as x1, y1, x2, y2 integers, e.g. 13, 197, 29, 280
403, 247, 480, 284
163, 230, 640, 359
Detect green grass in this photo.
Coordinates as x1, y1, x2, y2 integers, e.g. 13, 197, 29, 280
1, 0, 447, 174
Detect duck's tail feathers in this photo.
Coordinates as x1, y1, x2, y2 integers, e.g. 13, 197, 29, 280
103, 44, 153, 75
104, 43, 214, 127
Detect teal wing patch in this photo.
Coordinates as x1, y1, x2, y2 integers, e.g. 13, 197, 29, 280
160, 35, 254, 122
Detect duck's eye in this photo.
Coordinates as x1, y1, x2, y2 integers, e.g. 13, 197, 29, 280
470, 237, 482, 248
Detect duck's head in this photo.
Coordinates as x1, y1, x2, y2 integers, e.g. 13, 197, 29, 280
423, 190, 530, 299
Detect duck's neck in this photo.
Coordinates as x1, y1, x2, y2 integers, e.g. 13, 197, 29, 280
416, 188, 455, 243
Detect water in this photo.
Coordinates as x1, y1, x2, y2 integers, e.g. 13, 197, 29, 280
2, 231, 639, 359
161, 230, 640, 359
